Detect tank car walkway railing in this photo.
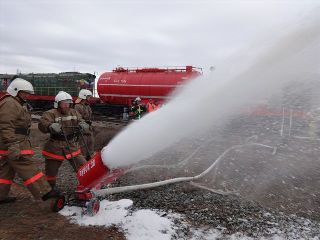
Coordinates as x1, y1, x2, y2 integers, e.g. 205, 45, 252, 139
113, 66, 203, 73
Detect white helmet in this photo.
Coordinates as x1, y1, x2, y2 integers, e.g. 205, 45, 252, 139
78, 89, 93, 100
54, 91, 73, 108
135, 97, 141, 102
7, 78, 34, 97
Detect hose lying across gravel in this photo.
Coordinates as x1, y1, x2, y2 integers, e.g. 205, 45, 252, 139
93, 141, 274, 197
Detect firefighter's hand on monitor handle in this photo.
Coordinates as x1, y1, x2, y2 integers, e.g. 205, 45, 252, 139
79, 121, 90, 132
49, 123, 62, 134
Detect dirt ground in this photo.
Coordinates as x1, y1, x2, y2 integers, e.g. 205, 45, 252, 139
0, 121, 126, 240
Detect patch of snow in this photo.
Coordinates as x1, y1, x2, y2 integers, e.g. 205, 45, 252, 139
60, 199, 177, 240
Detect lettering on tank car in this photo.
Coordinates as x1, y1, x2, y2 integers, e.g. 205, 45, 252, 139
79, 159, 96, 177
112, 79, 127, 84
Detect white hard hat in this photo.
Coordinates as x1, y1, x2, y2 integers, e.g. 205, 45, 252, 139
78, 89, 93, 99
135, 97, 141, 102
7, 78, 34, 97
54, 91, 73, 108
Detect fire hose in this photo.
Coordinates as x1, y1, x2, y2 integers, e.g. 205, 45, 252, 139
92, 142, 275, 198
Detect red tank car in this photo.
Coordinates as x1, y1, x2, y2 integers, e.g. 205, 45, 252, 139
97, 66, 202, 105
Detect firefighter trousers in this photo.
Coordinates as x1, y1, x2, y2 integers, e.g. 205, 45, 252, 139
0, 155, 51, 200
45, 155, 86, 188
79, 132, 94, 159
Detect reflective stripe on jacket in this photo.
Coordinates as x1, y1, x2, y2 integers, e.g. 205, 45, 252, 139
42, 149, 82, 161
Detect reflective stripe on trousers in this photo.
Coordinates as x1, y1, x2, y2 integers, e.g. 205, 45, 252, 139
0, 179, 14, 184
24, 172, 45, 186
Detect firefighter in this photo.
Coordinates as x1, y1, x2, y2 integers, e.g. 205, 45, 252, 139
154, 100, 162, 110
74, 89, 94, 159
0, 78, 60, 205
130, 97, 146, 119
38, 91, 89, 188
146, 99, 157, 113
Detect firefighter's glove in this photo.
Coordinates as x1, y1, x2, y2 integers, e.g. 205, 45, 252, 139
49, 123, 62, 134
7, 143, 21, 161
78, 121, 90, 133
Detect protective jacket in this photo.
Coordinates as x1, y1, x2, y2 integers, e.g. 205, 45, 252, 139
146, 102, 157, 113
0, 95, 32, 151
74, 102, 92, 123
0, 95, 51, 200
38, 108, 84, 161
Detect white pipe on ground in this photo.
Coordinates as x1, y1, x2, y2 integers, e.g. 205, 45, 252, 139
93, 142, 274, 198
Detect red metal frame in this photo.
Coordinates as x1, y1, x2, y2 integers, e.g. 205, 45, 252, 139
76, 152, 124, 193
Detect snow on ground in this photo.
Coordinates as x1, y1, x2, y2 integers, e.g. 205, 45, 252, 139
60, 199, 177, 240
60, 199, 319, 240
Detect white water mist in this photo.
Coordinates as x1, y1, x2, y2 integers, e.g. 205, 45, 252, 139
102, 13, 320, 169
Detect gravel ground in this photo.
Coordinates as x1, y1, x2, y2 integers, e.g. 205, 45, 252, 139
108, 183, 320, 239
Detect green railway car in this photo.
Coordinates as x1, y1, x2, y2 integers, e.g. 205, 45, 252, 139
21, 72, 95, 97
0, 72, 96, 109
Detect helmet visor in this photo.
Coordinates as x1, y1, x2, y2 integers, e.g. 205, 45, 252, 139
20, 89, 35, 95
60, 99, 73, 104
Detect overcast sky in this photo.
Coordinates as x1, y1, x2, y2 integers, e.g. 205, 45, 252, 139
0, 0, 319, 75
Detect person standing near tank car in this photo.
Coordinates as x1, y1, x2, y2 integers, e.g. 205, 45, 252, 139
38, 91, 89, 189
146, 98, 157, 113
130, 97, 146, 119
0, 78, 61, 207
74, 89, 94, 159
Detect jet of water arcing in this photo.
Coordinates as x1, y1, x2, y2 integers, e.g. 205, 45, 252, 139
102, 12, 320, 169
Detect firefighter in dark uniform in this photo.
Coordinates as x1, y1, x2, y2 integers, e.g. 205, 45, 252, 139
0, 78, 60, 205
38, 91, 89, 188
74, 89, 94, 159
130, 97, 146, 119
